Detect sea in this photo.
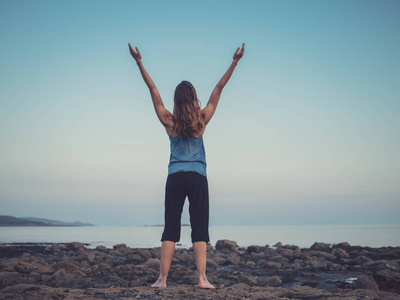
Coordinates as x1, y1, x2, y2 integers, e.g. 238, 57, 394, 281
1, 224, 399, 249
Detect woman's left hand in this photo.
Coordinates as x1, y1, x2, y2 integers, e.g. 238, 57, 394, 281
129, 43, 142, 62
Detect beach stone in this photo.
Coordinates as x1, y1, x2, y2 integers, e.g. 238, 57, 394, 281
332, 248, 349, 258
144, 258, 160, 270
135, 249, 152, 259
95, 245, 108, 252
80, 251, 95, 263
215, 240, 238, 250
226, 253, 241, 265
310, 242, 331, 251
113, 243, 127, 249
0, 283, 41, 294
258, 275, 282, 286
237, 274, 258, 286
263, 261, 282, 269
229, 282, 251, 290
334, 242, 350, 248
0, 271, 23, 288
206, 258, 218, 269
274, 242, 283, 248
373, 269, 400, 290
68, 242, 85, 251
99, 262, 112, 270
51, 261, 77, 272
355, 275, 379, 291
246, 260, 256, 268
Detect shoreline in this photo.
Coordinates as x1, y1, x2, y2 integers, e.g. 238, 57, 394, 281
1, 240, 400, 299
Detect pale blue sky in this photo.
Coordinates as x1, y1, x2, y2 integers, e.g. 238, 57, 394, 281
1, 0, 399, 226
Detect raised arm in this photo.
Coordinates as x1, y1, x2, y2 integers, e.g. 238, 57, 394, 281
202, 43, 245, 125
128, 43, 173, 128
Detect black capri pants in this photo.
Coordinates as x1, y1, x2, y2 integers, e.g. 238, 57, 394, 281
161, 171, 210, 243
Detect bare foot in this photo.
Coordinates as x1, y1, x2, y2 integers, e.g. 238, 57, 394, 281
198, 279, 215, 289
151, 278, 166, 288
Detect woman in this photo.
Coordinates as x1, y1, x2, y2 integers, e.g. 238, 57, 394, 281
128, 42, 245, 289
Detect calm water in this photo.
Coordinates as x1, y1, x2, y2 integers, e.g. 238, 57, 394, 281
1, 224, 399, 249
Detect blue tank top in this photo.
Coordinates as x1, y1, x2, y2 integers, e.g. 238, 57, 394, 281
168, 136, 207, 177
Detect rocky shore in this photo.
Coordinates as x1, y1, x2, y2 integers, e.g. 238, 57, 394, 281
1, 240, 400, 299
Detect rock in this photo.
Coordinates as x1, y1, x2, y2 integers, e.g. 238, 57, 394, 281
95, 245, 108, 252
215, 240, 238, 250
135, 249, 152, 259
226, 253, 241, 265
80, 251, 95, 263
291, 262, 302, 269
373, 269, 400, 291
247, 245, 260, 253
263, 261, 282, 269
67, 242, 85, 251
310, 242, 331, 251
274, 242, 283, 248
245, 260, 255, 268
258, 275, 282, 286
332, 248, 349, 258
99, 262, 112, 270
353, 255, 372, 265
334, 242, 350, 248
51, 261, 77, 272
0, 271, 23, 288
113, 243, 127, 250
229, 282, 251, 290
206, 258, 218, 269
0, 283, 41, 294
355, 275, 379, 291
144, 258, 160, 270
237, 274, 258, 286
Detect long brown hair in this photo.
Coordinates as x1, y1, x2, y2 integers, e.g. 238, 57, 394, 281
173, 81, 205, 138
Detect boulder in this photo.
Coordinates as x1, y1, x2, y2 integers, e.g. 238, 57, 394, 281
215, 240, 238, 250
247, 245, 260, 253
310, 242, 331, 251
206, 258, 218, 269
355, 275, 379, 291
226, 253, 241, 265
113, 243, 127, 250
237, 274, 258, 286
144, 258, 160, 270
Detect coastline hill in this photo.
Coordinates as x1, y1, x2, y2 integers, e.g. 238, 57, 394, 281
0, 215, 94, 226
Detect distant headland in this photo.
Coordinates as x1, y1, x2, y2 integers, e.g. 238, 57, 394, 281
0, 215, 94, 227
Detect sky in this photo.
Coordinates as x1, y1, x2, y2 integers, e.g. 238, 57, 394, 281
1, 0, 399, 226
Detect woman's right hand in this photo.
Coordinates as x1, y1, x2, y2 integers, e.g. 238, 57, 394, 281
233, 43, 245, 63
128, 43, 142, 63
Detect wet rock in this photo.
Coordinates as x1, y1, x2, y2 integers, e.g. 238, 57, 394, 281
215, 240, 238, 250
